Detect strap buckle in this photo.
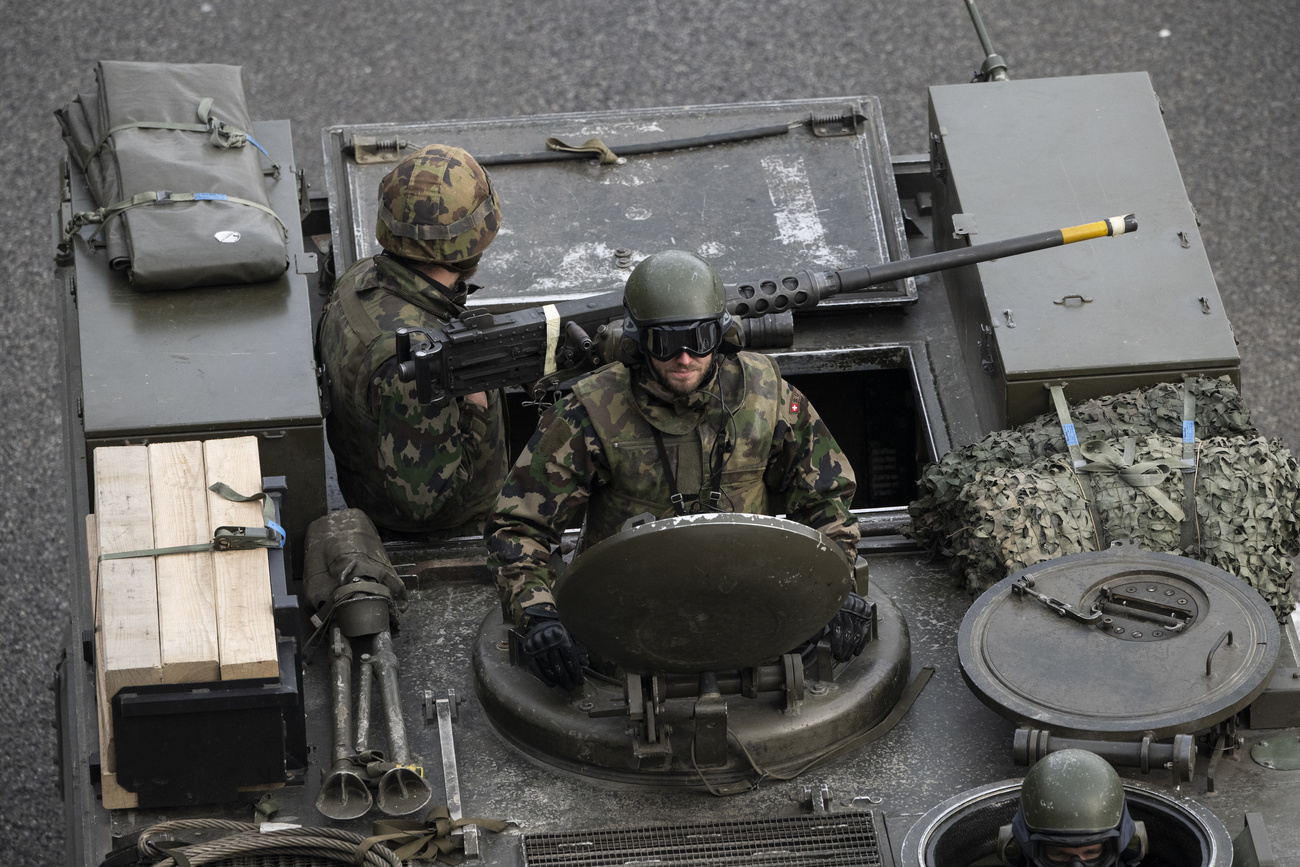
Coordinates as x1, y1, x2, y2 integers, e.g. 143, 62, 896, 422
207, 117, 248, 149
213, 524, 284, 550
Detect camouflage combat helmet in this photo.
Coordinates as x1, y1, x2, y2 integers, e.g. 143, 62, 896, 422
374, 144, 501, 264
620, 250, 739, 363
1000, 750, 1146, 867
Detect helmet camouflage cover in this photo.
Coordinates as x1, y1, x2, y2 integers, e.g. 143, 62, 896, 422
375, 144, 501, 264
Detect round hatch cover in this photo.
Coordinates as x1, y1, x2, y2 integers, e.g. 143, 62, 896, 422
959, 541, 1279, 738
554, 512, 852, 673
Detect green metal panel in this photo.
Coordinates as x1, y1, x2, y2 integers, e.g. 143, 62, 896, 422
323, 97, 915, 310
71, 122, 321, 438
928, 73, 1239, 428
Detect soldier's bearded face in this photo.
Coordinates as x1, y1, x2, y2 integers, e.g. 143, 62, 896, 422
651, 351, 713, 395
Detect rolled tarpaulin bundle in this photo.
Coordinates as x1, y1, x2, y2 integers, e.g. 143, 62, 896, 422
303, 508, 408, 636
56, 61, 287, 290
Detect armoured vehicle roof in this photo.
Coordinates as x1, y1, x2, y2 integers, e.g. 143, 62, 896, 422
32, 5, 1300, 867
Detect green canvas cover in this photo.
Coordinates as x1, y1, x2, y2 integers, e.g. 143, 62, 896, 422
57, 61, 287, 290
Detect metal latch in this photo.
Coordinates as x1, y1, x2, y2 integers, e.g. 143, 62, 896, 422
346, 135, 413, 165
293, 252, 318, 275
1010, 573, 1103, 624
809, 107, 865, 137
951, 213, 979, 239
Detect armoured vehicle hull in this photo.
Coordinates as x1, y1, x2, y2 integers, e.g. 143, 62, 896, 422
52, 31, 1299, 867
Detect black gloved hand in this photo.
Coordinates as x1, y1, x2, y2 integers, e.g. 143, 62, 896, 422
827, 592, 873, 662
520, 604, 588, 691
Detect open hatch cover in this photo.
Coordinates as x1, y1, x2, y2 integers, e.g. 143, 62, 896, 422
555, 513, 852, 673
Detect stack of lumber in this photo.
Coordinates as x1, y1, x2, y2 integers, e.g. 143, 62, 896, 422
88, 436, 278, 808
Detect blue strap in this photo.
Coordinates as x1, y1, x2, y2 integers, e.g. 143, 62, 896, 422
244, 134, 282, 179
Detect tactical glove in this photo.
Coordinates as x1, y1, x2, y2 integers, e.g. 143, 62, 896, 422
827, 592, 873, 662
520, 604, 588, 691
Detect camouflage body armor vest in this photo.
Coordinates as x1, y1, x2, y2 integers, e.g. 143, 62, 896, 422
317, 254, 507, 532
571, 351, 785, 550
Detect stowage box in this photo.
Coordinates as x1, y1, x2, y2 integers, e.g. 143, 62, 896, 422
928, 72, 1239, 430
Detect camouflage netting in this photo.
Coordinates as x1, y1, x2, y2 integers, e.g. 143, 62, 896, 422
909, 376, 1257, 550
906, 378, 1300, 617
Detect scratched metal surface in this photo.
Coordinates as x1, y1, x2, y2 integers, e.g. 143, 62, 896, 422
324, 97, 909, 308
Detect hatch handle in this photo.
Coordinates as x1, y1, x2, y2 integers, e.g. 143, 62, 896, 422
1011, 574, 1104, 625
1205, 629, 1234, 677
1095, 601, 1187, 632
1097, 585, 1192, 631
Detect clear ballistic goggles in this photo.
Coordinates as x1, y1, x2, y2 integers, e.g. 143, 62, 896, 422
642, 318, 723, 361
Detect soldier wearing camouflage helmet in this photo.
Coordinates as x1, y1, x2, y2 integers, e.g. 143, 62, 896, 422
485, 250, 867, 692
317, 144, 508, 536
999, 750, 1148, 867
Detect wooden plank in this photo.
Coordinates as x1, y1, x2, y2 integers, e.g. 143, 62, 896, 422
100, 771, 139, 811
149, 441, 220, 684
89, 542, 140, 807
93, 445, 163, 701
203, 437, 278, 680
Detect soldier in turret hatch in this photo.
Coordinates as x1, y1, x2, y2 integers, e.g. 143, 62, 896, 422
317, 144, 509, 537
487, 249, 870, 690
999, 750, 1148, 867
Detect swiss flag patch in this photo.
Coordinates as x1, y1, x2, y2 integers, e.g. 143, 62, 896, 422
789, 399, 800, 413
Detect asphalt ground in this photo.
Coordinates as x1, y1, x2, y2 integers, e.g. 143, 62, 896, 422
1, 1, 1296, 860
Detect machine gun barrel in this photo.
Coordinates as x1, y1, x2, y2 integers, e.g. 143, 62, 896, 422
397, 214, 1136, 404
726, 214, 1137, 318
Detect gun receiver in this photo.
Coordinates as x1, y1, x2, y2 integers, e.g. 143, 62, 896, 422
397, 214, 1137, 405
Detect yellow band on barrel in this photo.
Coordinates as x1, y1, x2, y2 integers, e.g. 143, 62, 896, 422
1060, 220, 1110, 244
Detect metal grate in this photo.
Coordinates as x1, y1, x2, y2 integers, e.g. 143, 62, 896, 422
522, 813, 885, 866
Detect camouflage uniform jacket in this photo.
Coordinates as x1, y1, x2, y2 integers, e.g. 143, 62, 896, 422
486, 351, 859, 623
317, 253, 508, 534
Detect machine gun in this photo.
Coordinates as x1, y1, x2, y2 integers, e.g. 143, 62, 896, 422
395, 214, 1137, 405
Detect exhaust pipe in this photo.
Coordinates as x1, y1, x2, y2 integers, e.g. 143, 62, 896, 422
315, 627, 373, 820
372, 630, 433, 816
